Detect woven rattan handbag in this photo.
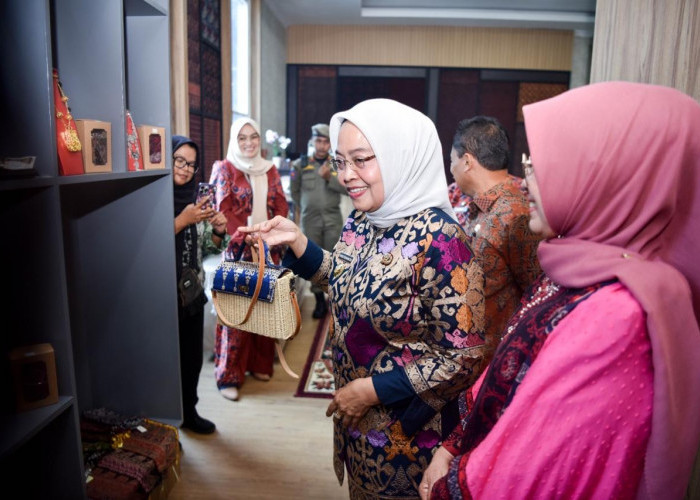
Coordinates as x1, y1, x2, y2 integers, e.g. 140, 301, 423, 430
211, 236, 301, 378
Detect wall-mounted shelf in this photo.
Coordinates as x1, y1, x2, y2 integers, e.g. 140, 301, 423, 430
0, 1, 179, 497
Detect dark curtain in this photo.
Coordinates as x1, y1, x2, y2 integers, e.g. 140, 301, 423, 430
294, 66, 337, 157
337, 76, 427, 114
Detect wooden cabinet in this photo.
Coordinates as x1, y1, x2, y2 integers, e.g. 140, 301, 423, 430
0, 1, 180, 497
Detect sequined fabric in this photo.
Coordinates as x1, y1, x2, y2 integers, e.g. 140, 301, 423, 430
322, 208, 486, 498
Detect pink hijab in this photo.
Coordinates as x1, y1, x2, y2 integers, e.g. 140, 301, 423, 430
523, 81, 700, 499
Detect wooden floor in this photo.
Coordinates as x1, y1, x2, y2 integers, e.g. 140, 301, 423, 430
169, 291, 350, 500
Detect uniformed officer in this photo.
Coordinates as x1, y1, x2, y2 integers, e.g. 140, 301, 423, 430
291, 123, 347, 319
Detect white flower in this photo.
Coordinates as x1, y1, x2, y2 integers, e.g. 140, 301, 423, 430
265, 129, 291, 156
265, 129, 279, 144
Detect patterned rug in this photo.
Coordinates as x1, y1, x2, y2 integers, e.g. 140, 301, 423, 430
295, 313, 334, 398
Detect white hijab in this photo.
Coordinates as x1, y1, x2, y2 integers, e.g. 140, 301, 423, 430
329, 99, 456, 228
226, 117, 274, 224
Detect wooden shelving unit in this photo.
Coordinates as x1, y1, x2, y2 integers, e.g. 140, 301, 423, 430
0, 1, 181, 497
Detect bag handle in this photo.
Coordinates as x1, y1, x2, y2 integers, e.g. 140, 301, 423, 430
212, 235, 303, 379
238, 234, 266, 326
239, 235, 303, 337
211, 234, 266, 328
234, 235, 273, 266
275, 339, 299, 379
274, 290, 303, 379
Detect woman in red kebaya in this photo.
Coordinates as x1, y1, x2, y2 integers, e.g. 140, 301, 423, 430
209, 118, 289, 401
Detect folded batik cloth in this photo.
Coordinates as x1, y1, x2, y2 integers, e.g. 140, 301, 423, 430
122, 420, 179, 473
98, 449, 160, 493
86, 467, 147, 500
82, 407, 144, 432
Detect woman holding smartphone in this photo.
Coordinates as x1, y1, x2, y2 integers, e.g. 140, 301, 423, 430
173, 134, 228, 434
209, 118, 289, 401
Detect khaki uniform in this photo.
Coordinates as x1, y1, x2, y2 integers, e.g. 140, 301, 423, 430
291, 155, 346, 294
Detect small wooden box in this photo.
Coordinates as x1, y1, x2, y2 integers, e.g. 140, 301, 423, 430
75, 119, 112, 173
137, 125, 166, 170
9, 343, 59, 412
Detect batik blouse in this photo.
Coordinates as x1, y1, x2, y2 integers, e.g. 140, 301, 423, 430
287, 207, 486, 498
209, 159, 289, 262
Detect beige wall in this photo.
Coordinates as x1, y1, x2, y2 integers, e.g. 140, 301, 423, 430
590, 0, 700, 101
288, 25, 573, 71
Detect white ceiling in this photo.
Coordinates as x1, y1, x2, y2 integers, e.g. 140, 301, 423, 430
264, 0, 596, 33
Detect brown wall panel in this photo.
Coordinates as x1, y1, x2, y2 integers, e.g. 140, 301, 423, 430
288, 26, 573, 71
337, 77, 426, 113
478, 81, 519, 172
188, 0, 222, 179
295, 66, 337, 155
292, 65, 568, 178
203, 117, 221, 182
436, 69, 480, 180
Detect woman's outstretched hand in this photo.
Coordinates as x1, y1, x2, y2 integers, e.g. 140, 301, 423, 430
238, 215, 309, 257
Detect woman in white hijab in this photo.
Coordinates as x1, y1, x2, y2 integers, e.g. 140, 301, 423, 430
209, 117, 289, 401
240, 99, 488, 499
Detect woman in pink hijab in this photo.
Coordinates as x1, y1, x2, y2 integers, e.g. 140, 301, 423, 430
420, 82, 700, 500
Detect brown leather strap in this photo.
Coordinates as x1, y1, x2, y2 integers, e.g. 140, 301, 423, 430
212, 236, 303, 361
274, 291, 302, 378
240, 235, 265, 325
289, 291, 302, 340
275, 340, 299, 379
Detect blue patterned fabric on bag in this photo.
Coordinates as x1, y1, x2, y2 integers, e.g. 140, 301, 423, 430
211, 260, 292, 303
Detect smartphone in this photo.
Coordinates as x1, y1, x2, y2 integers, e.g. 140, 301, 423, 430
196, 182, 216, 210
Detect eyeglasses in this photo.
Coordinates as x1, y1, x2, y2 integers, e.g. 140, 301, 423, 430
237, 133, 260, 144
330, 155, 376, 173
173, 155, 198, 173
521, 153, 533, 177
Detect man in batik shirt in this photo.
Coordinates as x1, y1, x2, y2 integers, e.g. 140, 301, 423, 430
449, 116, 542, 363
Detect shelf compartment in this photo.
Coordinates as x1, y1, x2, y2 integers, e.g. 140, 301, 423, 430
0, 396, 74, 458
60, 175, 181, 420
0, 401, 85, 498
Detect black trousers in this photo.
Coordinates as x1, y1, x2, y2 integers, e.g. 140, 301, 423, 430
178, 307, 204, 420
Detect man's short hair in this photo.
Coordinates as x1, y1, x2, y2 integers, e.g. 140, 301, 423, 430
452, 116, 510, 171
